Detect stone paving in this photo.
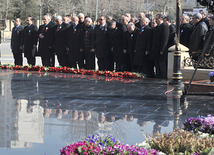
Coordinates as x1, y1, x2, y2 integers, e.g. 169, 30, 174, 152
0, 70, 213, 155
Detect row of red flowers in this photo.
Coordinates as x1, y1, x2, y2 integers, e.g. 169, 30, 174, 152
0, 65, 144, 79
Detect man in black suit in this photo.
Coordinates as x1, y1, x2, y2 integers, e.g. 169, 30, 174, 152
80, 17, 95, 70
134, 18, 154, 77
66, 16, 84, 68
78, 13, 85, 27
53, 15, 69, 67
23, 17, 38, 66
135, 12, 145, 29
180, 15, 192, 48
150, 14, 169, 79
91, 16, 113, 71
108, 20, 127, 71
163, 15, 176, 48
46, 13, 56, 67
199, 10, 210, 30
123, 22, 139, 71
11, 18, 24, 66
38, 15, 55, 67
189, 13, 208, 61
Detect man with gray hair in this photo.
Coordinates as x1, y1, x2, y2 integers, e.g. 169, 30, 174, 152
180, 15, 192, 48
189, 13, 208, 61
77, 13, 85, 27
121, 16, 129, 27
134, 18, 153, 77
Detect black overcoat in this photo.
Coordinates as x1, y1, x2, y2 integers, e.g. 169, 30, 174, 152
108, 22, 127, 63
150, 22, 169, 61
53, 22, 69, 56
92, 24, 112, 59
134, 25, 153, 66
11, 25, 24, 53
23, 24, 38, 57
180, 23, 192, 48
67, 24, 84, 62
38, 22, 55, 57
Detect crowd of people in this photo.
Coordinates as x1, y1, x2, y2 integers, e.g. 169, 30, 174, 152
9, 10, 214, 79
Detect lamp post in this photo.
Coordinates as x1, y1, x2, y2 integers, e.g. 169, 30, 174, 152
168, 0, 188, 84
95, 0, 98, 24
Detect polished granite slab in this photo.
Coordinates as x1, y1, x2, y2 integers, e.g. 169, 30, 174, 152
0, 70, 213, 155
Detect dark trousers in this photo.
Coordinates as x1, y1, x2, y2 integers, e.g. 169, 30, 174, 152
69, 52, 85, 69
85, 49, 95, 70
41, 57, 51, 67
50, 48, 55, 67
26, 55, 35, 66
98, 57, 114, 71
13, 53, 23, 66
57, 55, 69, 67
155, 61, 167, 78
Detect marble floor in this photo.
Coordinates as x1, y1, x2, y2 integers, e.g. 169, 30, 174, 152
0, 70, 213, 155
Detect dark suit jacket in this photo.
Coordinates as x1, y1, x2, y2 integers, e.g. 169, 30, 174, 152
134, 25, 153, 66
135, 22, 141, 29
53, 22, 69, 56
202, 27, 214, 57
150, 22, 169, 61
11, 25, 24, 53
38, 22, 55, 57
23, 24, 38, 57
168, 24, 176, 48
92, 24, 112, 59
180, 23, 192, 48
189, 21, 208, 55
82, 25, 94, 49
108, 22, 127, 63
123, 28, 139, 53
67, 23, 84, 61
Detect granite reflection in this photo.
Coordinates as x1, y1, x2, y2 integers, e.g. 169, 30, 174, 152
0, 70, 213, 154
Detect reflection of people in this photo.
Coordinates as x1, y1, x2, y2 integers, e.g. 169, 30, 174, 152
84, 111, 91, 120
16, 99, 21, 112
121, 114, 127, 121
106, 114, 115, 122
56, 109, 62, 119
43, 108, 52, 118
127, 114, 134, 122
72, 110, 78, 120
98, 112, 105, 123
153, 123, 161, 135
27, 104, 33, 114
78, 111, 84, 120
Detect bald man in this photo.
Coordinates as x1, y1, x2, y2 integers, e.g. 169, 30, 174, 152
180, 15, 192, 48
11, 18, 24, 66
135, 12, 145, 29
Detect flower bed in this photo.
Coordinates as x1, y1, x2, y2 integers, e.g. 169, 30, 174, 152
60, 134, 159, 155
0, 65, 144, 79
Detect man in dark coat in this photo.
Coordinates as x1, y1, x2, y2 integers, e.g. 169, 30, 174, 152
91, 16, 113, 71
164, 15, 176, 48
11, 18, 24, 66
134, 17, 154, 77
201, 16, 214, 60
108, 20, 127, 71
52, 15, 69, 67
199, 10, 210, 30
38, 15, 55, 67
80, 17, 95, 70
189, 13, 208, 61
123, 22, 139, 71
150, 14, 169, 79
66, 16, 84, 68
23, 17, 38, 66
180, 15, 192, 48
